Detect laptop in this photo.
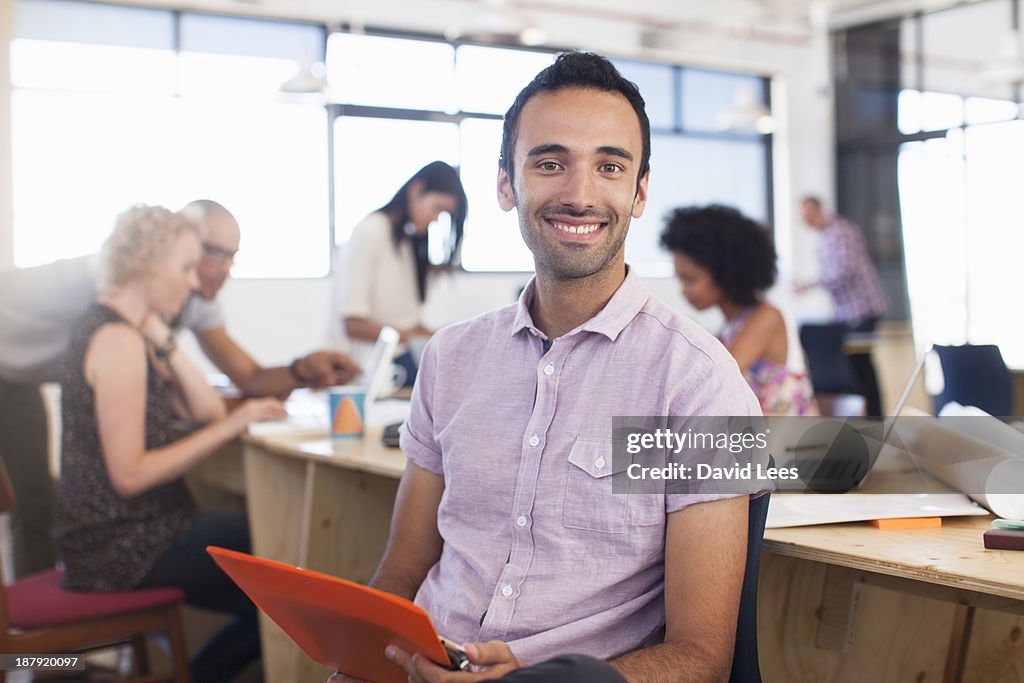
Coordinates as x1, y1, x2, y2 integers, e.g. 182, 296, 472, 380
769, 349, 929, 493
343, 325, 401, 406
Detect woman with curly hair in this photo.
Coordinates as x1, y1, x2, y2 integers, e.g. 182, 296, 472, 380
660, 204, 816, 416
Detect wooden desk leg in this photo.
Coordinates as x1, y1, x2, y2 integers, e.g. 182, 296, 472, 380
302, 461, 399, 584
244, 448, 401, 683
815, 565, 863, 652
943, 605, 976, 683
244, 444, 310, 683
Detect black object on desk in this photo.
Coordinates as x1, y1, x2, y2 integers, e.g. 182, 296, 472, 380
382, 422, 402, 448
984, 528, 1024, 550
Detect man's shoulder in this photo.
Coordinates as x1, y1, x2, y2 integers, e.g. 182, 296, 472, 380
631, 298, 758, 413
0, 255, 98, 315
176, 295, 225, 334
632, 296, 734, 367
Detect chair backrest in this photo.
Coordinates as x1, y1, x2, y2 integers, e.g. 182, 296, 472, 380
0, 458, 14, 515
932, 344, 1013, 417
799, 323, 861, 396
0, 459, 16, 630
729, 488, 770, 683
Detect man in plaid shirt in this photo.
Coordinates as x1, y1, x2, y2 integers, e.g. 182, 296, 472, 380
797, 196, 887, 416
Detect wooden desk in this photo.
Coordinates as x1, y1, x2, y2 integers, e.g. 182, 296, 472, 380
239, 426, 1024, 683
759, 517, 1024, 682
242, 426, 406, 683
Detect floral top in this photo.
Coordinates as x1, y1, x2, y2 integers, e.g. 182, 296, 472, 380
718, 306, 817, 416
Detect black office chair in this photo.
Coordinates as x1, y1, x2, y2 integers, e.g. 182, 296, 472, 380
932, 344, 1013, 417
798, 323, 865, 416
648, 484, 770, 682
729, 488, 770, 683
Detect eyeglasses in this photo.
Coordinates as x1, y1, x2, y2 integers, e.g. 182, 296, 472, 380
202, 242, 238, 264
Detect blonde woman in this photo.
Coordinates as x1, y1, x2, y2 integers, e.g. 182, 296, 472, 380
55, 205, 285, 682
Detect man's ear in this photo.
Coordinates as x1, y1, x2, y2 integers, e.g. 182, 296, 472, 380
497, 168, 516, 212
631, 171, 650, 219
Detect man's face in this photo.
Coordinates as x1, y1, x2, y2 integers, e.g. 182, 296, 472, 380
497, 87, 648, 281
800, 201, 823, 229
197, 209, 241, 300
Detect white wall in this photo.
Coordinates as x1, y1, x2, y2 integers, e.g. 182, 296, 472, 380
0, 0, 836, 366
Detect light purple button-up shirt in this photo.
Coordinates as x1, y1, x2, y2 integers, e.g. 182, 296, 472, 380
816, 216, 888, 325
400, 267, 762, 665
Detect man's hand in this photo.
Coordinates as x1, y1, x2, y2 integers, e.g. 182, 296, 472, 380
386, 641, 520, 682
294, 350, 360, 388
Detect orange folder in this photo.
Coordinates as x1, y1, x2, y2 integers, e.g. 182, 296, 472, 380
207, 546, 457, 683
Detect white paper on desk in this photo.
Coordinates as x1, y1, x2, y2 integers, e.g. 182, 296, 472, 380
367, 398, 412, 426
246, 388, 330, 437
246, 413, 327, 437
766, 492, 988, 528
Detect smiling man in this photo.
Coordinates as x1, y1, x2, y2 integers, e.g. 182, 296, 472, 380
333, 53, 765, 683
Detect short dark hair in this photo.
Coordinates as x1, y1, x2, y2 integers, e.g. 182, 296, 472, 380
377, 160, 468, 302
499, 52, 651, 191
660, 204, 777, 307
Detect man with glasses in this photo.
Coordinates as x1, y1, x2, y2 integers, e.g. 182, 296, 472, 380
0, 199, 358, 578
177, 200, 359, 397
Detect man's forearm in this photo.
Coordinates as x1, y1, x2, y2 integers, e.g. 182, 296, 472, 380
234, 366, 297, 399
610, 640, 730, 683
368, 567, 421, 602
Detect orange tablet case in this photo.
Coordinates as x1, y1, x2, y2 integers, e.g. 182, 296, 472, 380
207, 546, 452, 683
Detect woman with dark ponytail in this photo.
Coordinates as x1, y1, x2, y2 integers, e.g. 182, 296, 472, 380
335, 161, 468, 363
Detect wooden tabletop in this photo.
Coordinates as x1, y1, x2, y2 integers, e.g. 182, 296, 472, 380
243, 426, 407, 479
764, 515, 1024, 601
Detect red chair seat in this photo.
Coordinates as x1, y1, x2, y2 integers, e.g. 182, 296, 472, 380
7, 569, 185, 628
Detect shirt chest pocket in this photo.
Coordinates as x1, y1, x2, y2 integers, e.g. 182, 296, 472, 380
562, 438, 628, 533
562, 437, 666, 533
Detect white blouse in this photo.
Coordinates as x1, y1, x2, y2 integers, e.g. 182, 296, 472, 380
334, 212, 423, 359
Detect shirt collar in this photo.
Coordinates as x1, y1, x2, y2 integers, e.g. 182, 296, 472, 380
510, 265, 649, 342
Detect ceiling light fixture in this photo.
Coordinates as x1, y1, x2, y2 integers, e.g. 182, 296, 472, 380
718, 83, 775, 134
280, 53, 329, 95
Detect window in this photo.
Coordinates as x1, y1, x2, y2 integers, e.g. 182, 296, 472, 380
890, 1, 1024, 366
333, 117, 459, 244
13, 1, 773, 278
11, 0, 328, 277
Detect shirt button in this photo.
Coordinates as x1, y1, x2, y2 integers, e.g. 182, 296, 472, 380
501, 585, 513, 598
595, 457, 606, 469
543, 363, 555, 375
528, 434, 540, 447
516, 515, 528, 527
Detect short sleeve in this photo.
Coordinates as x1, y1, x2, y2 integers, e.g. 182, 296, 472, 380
399, 335, 443, 476
176, 296, 226, 334
664, 358, 770, 515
